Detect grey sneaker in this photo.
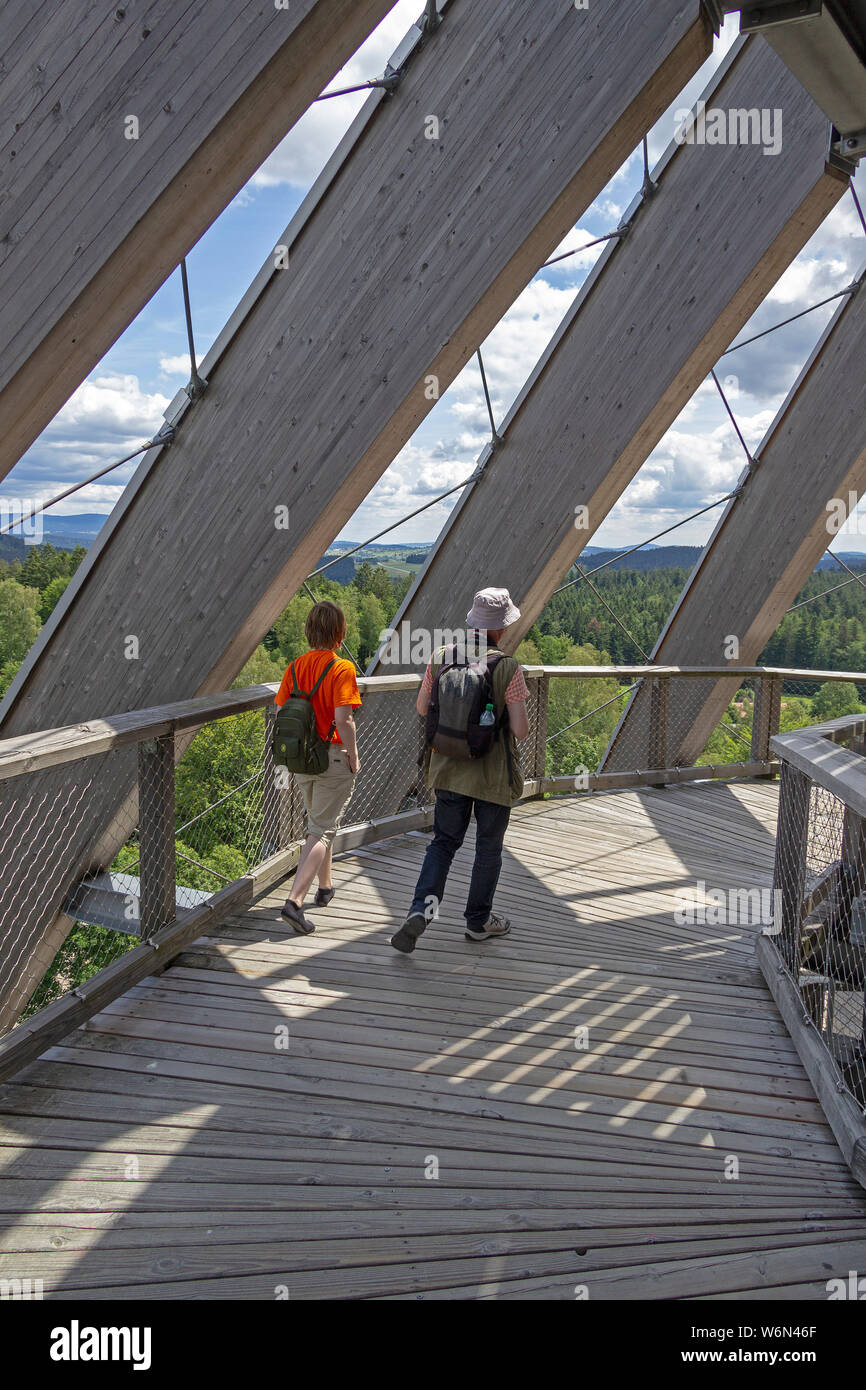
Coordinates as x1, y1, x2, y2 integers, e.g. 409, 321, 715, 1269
391, 913, 427, 954
465, 913, 511, 942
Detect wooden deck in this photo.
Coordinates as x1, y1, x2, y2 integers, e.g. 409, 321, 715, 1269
2, 780, 866, 1300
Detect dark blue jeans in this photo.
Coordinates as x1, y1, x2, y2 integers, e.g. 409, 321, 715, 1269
409, 789, 511, 931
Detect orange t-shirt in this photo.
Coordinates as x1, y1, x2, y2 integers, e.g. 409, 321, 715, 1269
275, 649, 361, 745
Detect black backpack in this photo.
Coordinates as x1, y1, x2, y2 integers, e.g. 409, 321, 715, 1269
272, 658, 336, 775
425, 646, 507, 760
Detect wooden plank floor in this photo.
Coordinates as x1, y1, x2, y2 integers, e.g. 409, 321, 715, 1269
2, 780, 866, 1300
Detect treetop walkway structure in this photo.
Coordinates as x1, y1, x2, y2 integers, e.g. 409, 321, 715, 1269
2, 0, 866, 1299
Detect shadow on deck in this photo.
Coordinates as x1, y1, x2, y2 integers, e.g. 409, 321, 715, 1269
2, 781, 866, 1300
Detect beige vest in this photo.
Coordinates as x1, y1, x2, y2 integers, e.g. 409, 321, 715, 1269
424, 646, 525, 807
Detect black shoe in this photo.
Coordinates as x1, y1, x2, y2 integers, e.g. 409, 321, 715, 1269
391, 913, 427, 954
314, 887, 336, 908
281, 899, 315, 935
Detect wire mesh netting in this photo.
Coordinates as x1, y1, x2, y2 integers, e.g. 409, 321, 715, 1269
0, 689, 433, 1031
543, 670, 634, 777
585, 673, 866, 779
7, 669, 866, 1047
772, 752, 866, 1112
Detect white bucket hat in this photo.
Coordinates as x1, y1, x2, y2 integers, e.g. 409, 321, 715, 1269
466, 586, 521, 630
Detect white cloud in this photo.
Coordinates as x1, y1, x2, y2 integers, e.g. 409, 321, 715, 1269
49, 374, 169, 442
3, 375, 170, 511
159, 354, 191, 377
253, 1, 422, 189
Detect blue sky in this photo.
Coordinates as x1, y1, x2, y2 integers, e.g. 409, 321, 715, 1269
4, 3, 866, 552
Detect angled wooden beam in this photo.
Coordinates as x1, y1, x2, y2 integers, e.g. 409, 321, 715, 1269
0, 0, 395, 480
604, 271, 866, 771
0, 0, 714, 1024
359, 35, 847, 812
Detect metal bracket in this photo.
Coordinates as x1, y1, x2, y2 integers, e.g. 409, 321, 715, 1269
473, 441, 496, 479
740, 1, 823, 30
185, 373, 208, 403
832, 127, 866, 163
639, 170, 659, 202
422, 0, 442, 35
379, 68, 403, 94
733, 449, 760, 495
827, 121, 860, 175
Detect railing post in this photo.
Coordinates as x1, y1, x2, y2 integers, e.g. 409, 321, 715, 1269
648, 677, 669, 773
751, 675, 782, 766
263, 705, 282, 857
771, 760, 810, 975
834, 799, 866, 947
137, 734, 176, 938
532, 673, 549, 793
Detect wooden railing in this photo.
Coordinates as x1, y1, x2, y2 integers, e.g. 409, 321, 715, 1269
0, 663, 863, 1084
760, 712, 866, 1190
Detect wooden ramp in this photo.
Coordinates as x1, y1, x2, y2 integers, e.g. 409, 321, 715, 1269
2, 781, 866, 1300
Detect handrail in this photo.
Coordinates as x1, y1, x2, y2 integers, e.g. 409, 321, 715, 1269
771, 714, 866, 820
761, 709, 866, 1189
1, 664, 864, 783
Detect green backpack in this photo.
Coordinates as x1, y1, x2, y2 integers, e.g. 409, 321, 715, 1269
272, 658, 336, 775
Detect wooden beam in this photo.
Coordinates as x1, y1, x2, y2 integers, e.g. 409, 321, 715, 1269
0, 0, 395, 479
0, 0, 713, 1024
361, 35, 846, 812
379, 38, 845, 662
605, 266, 866, 770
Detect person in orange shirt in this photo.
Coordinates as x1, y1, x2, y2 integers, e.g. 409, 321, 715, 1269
274, 601, 361, 934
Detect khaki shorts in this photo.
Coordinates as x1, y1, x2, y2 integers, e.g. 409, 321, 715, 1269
294, 745, 356, 845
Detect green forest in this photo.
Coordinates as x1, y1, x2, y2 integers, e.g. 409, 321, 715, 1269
4, 544, 866, 792
5, 539, 866, 1010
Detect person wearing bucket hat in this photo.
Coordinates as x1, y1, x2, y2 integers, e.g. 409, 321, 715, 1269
391, 587, 530, 954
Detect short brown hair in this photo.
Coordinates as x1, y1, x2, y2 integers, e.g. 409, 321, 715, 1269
305, 600, 346, 651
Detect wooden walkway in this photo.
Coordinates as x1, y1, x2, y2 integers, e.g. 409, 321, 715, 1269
2, 781, 866, 1300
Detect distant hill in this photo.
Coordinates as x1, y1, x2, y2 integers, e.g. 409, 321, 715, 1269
816, 552, 866, 571
326, 540, 428, 553
313, 554, 357, 583
4, 515, 866, 578
2, 513, 107, 552
576, 545, 866, 574
574, 546, 703, 572
41, 514, 107, 548
0, 534, 25, 563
